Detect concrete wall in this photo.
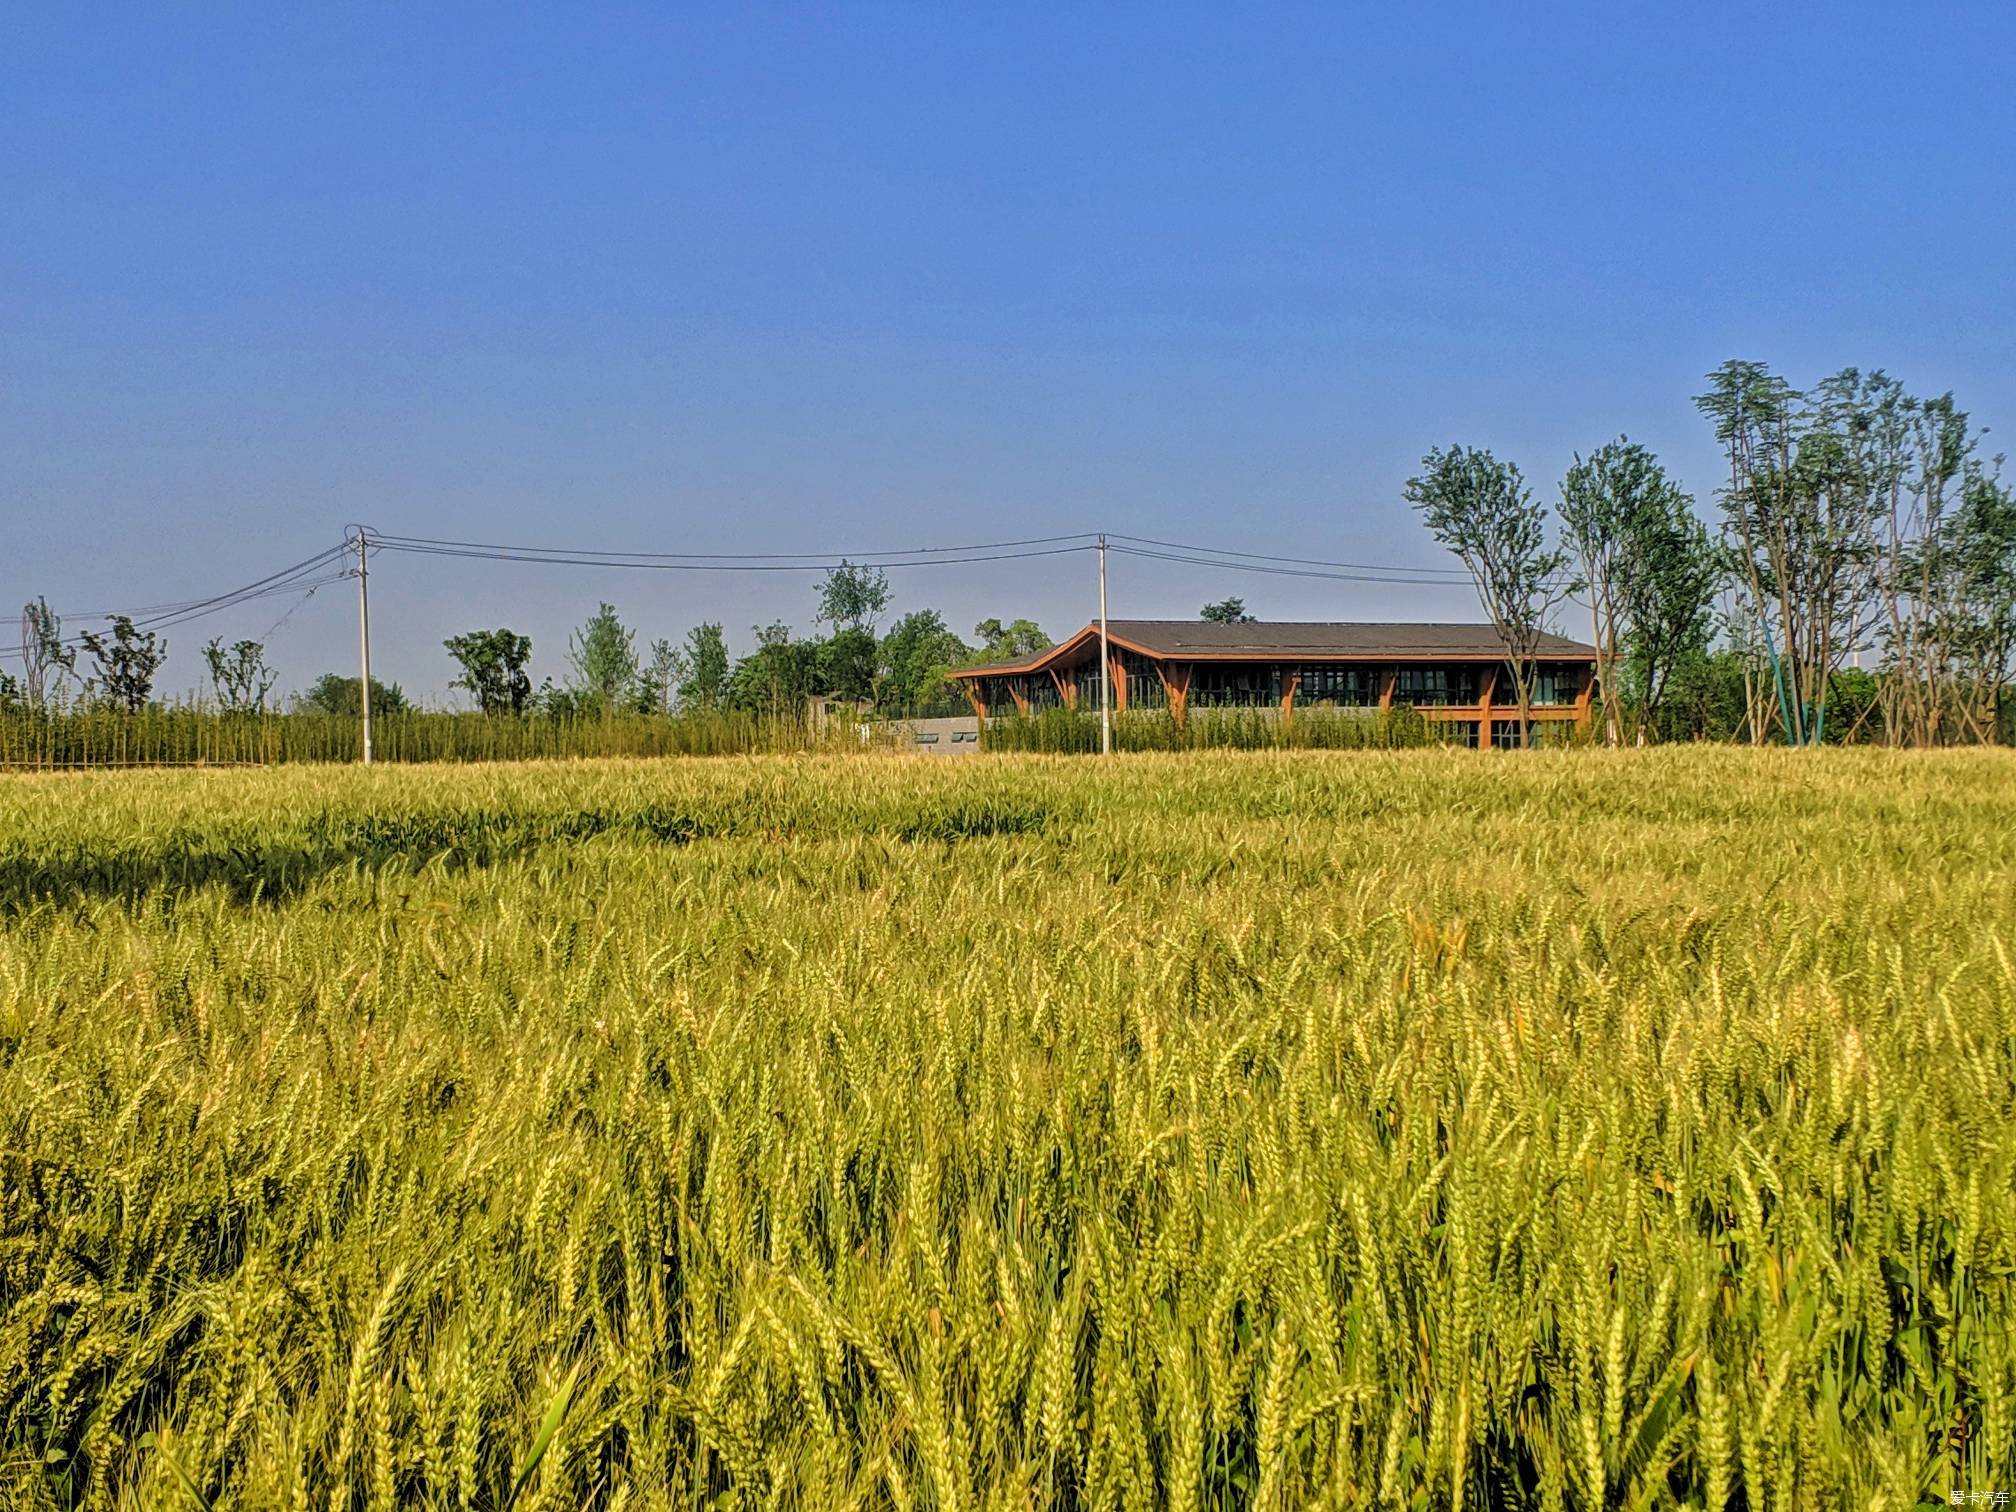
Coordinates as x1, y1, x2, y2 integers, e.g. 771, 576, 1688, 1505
867, 715, 982, 754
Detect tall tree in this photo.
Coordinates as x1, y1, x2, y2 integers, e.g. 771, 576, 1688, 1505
1559, 439, 1718, 744
1944, 460, 2016, 742
877, 609, 971, 711
1695, 361, 1803, 742
1200, 597, 1256, 624
203, 637, 276, 713
730, 621, 820, 717
1696, 362, 1891, 745
1405, 445, 1569, 746
677, 623, 732, 711
19, 597, 74, 710
78, 616, 165, 713
1558, 442, 1641, 744
1886, 392, 1979, 743
569, 603, 639, 716
818, 627, 878, 703
1616, 481, 1719, 743
444, 628, 533, 715
816, 561, 892, 633
637, 637, 689, 714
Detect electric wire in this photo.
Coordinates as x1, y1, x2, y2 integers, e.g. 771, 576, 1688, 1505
367, 529, 1101, 563
1106, 532, 1475, 578
1, 548, 351, 658
7, 521, 1558, 668
365, 539, 1099, 572
1106, 543, 1493, 587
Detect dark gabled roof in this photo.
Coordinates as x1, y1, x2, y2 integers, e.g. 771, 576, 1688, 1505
954, 620, 1595, 678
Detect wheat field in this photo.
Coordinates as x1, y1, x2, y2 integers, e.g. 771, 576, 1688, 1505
1, 749, 2011, 1510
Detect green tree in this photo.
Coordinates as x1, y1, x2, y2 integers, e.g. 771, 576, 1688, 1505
1559, 439, 1718, 743
1696, 362, 1893, 745
569, 603, 639, 716
203, 637, 277, 714
1200, 597, 1255, 624
816, 561, 892, 633
20, 597, 75, 710
677, 623, 732, 711
444, 628, 534, 715
729, 622, 821, 717
818, 626, 878, 703
298, 674, 410, 716
1405, 445, 1569, 747
970, 618, 1052, 661
1616, 478, 1719, 744
78, 616, 166, 713
878, 609, 971, 711
636, 637, 689, 714
1946, 461, 2016, 741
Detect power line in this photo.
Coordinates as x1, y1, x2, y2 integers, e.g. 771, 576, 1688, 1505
369, 529, 1100, 563
7, 522, 1546, 669
1, 547, 350, 657
1107, 532, 1474, 579
366, 538, 1098, 572
1107, 543, 1493, 587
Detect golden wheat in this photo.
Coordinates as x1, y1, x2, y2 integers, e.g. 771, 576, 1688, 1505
0, 747, 2011, 1508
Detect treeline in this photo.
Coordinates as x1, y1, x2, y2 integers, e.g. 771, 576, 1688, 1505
3, 563, 1050, 726
1409, 359, 2016, 747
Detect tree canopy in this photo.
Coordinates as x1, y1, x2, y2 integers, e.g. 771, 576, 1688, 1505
445, 628, 534, 715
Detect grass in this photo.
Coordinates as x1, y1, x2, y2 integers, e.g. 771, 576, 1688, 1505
979, 705, 1436, 753
0, 708, 849, 768
0, 748, 2011, 1509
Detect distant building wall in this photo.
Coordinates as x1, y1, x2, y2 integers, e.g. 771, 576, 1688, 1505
867, 715, 982, 754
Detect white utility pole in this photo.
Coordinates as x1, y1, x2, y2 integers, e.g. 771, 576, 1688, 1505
355, 527, 374, 766
1098, 533, 1112, 756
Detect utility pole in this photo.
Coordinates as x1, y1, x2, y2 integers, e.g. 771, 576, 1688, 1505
1098, 533, 1111, 756
355, 526, 374, 766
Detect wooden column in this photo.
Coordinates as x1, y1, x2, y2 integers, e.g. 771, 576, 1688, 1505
1280, 666, 1300, 726
1052, 667, 1077, 710
1109, 653, 1129, 712
1379, 667, 1397, 713
1009, 676, 1031, 717
962, 682, 988, 722
1476, 664, 1498, 750
1574, 662, 1595, 734
1160, 661, 1193, 728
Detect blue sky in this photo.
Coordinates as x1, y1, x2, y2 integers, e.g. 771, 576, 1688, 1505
6, 4, 2013, 701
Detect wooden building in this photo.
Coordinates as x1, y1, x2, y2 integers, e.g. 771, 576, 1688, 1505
949, 620, 1598, 748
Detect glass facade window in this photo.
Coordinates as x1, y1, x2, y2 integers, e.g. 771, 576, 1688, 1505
1298, 665, 1380, 706
1442, 720, 1481, 748
1393, 667, 1479, 706
1116, 651, 1168, 709
1531, 665, 1581, 706
1490, 719, 1526, 749
1190, 663, 1281, 707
